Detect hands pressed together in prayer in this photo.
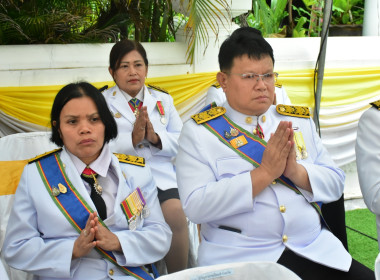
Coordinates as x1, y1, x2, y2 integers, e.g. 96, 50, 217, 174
132, 107, 162, 149
250, 121, 312, 197
72, 212, 122, 259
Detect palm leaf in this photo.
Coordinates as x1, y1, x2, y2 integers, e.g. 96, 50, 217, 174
184, 0, 230, 64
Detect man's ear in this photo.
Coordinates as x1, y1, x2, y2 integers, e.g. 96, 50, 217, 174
217, 72, 228, 92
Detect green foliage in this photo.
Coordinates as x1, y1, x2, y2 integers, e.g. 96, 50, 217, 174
331, 0, 364, 25
0, 0, 181, 44
241, 0, 288, 37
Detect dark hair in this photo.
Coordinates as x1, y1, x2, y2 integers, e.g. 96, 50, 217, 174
218, 27, 275, 72
50, 82, 118, 146
109, 39, 148, 71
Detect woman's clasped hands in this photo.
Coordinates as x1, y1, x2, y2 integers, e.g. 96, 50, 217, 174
72, 211, 121, 259
132, 106, 161, 148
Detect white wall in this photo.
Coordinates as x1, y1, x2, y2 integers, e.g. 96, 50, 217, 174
1, 36, 380, 87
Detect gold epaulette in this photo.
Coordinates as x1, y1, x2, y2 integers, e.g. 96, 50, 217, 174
212, 82, 221, 89
114, 153, 145, 167
28, 148, 62, 164
370, 100, 380, 110
147, 84, 169, 94
276, 104, 310, 118
275, 81, 282, 88
191, 106, 226, 124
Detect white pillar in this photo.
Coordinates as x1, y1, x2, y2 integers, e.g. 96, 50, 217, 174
174, 0, 252, 73
363, 0, 380, 36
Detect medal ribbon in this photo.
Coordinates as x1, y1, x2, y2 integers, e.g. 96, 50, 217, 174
128, 98, 143, 113
200, 113, 325, 223
36, 153, 155, 280
156, 101, 165, 118
120, 187, 146, 224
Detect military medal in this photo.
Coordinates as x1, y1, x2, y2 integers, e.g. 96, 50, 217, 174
94, 181, 103, 195
229, 127, 239, 137
156, 101, 166, 125
224, 131, 232, 139
52, 186, 60, 197
58, 183, 67, 194
230, 135, 248, 148
294, 131, 308, 160
129, 219, 137, 231
120, 187, 148, 231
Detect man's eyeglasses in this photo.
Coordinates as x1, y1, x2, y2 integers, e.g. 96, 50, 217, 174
224, 72, 278, 85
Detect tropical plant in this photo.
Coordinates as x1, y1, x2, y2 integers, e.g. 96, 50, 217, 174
236, 0, 288, 37
331, 0, 364, 25
0, 0, 230, 63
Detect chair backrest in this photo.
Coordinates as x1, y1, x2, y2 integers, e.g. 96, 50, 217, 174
157, 261, 301, 280
0, 132, 57, 280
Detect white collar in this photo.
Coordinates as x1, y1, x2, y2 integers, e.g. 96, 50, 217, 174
118, 85, 144, 103
65, 143, 112, 177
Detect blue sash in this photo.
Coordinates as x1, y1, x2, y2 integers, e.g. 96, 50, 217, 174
36, 152, 156, 280
200, 105, 324, 220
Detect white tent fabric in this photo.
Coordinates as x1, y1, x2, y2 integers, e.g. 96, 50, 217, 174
157, 261, 301, 280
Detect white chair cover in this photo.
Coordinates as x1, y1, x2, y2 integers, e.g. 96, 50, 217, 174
157, 261, 301, 280
0, 131, 57, 280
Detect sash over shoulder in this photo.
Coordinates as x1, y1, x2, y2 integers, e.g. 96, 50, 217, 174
28, 148, 62, 164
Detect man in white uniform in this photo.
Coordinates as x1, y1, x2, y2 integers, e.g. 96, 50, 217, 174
176, 27, 374, 279
356, 99, 380, 249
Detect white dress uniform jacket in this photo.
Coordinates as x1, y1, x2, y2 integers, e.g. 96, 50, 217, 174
2, 148, 171, 280
103, 85, 182, 191
356, 105, 380, 250
204, 85, 292, 106
176, 102, 351, 271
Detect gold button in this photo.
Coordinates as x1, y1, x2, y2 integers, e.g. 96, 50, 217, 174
114, 112, 121, 118
109, 269, 114, 276
262, 115, 266, 123
282, 235, 288, 243
245, 117, 252, 124
112, 91, 116, 96
253, 128, 257, 135
280, 205, 286, 213
138, 144, 144, 149
63, 163, 66, 168
271, 181, 276, 185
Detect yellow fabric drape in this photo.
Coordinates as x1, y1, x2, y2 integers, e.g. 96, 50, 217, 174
0, 67, 379, 127
0, 160, 28, 195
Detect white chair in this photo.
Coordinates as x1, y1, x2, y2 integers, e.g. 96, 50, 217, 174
0, 131, 57, 280
157, 261, 301, 280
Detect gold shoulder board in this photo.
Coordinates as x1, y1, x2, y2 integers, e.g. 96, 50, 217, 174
370, 100, 380, 110
28, 148, 62, 164
276, 104, 310, 118
147, 84, 169, 94
275, 81, 283, 88
114, 153, 145, 167
191, 106, 226, 124
212, 82, 221, 89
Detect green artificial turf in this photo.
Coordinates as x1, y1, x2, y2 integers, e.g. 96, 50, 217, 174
346, 208, 379, 270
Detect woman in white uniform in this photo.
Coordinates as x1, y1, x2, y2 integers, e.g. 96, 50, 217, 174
2, 82, 171, 280
102, 40, 189, 273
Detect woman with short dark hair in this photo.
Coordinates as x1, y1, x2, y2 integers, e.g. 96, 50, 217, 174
103, 39, 189, 274
2, 81, 171, 279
